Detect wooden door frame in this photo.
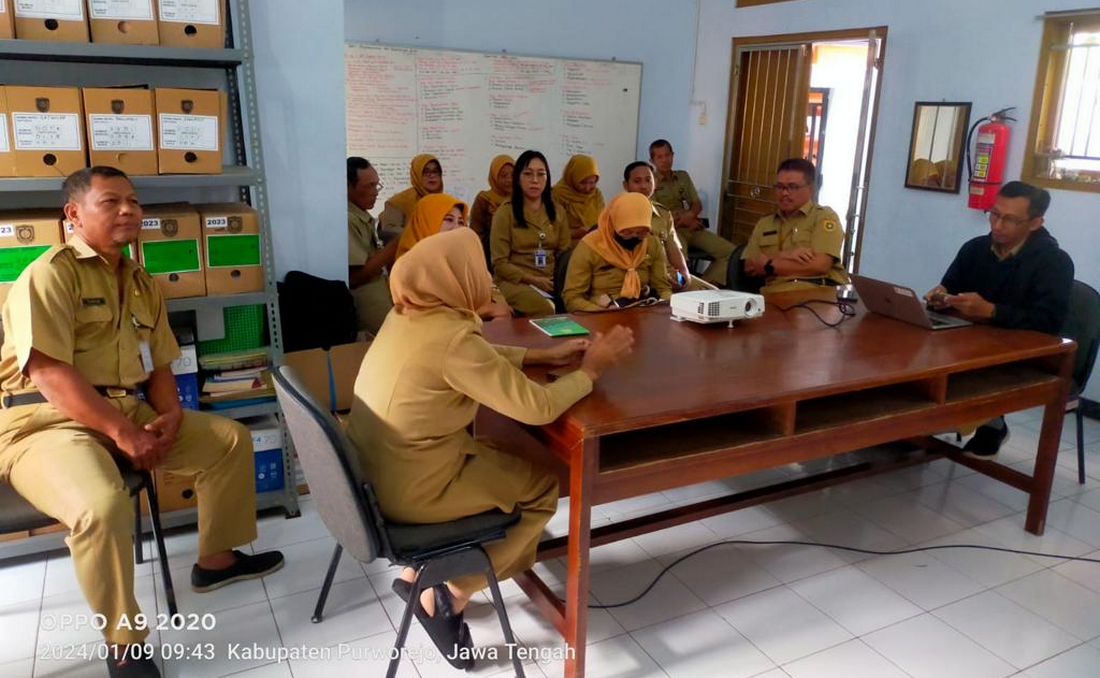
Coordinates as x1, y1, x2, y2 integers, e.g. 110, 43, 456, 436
720, 26, 888, 271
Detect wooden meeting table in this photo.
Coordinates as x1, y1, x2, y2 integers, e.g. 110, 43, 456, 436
477, 291, 1075, 678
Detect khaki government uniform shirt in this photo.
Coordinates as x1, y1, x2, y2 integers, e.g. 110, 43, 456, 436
348, 200, 383, 268
649, 201, 688, 260
489, 201, 571, 284
562, 237, 671, 312
653, 170, 701, 213
0, 235, 180, 397
742, 201, 849, 288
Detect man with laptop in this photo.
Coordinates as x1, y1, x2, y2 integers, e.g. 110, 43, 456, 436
924, 181, 1074, 455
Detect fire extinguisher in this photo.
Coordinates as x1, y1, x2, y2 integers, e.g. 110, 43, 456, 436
966, 107, 1017, 210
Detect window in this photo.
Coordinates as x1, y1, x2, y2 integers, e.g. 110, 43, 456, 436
1023, 11, 1100, 193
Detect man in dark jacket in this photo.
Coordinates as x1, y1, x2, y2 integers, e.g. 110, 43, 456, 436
925, 180, 1074, 455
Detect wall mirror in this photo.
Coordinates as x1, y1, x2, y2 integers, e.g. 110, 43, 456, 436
905, 101, 971, 193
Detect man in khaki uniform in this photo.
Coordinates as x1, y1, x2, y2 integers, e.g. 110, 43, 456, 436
742, 158, 850, 293
649, 139, 734, 286
347, 157, 397, 335
622, 160, 715, 292
0, 167, 284, 678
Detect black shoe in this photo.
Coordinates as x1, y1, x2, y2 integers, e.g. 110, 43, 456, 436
392, 579, 474, 670
191, 550, 284, 592
106, 652, 160, 678
963, 423, 1010, 457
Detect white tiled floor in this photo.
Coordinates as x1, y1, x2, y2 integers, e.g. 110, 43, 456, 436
6, 409, 1100, 677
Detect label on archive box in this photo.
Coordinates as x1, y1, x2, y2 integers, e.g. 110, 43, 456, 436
204, 216, 228, 230
0, 246, 52, 283
140, 239, 201, 275
89, 0, 154, 20
90, 115, 154, 152
12, 113, 82, 151
0, 115, 9, 154
14, 0, 84, 20
141, 218, 160, 230
206, 234, 260, 268
0, 224, 14, 238
158, 0, 218, 25
159, 114, 219, 151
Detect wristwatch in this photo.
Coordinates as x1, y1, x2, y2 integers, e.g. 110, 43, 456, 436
764, 259, 775, 276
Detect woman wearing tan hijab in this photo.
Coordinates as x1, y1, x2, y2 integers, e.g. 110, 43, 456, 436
378, 153, 444, 238
469, 154, 514, 262
562, 192, 672, 312
347, 228, 633, 667
553, 154, 605, 245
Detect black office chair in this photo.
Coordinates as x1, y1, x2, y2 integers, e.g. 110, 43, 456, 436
1060, 280, 1100, 484
0, 469, 178, 615
272, 366, 526, 678
553, 246, 574, 314
725, 242, 763, 293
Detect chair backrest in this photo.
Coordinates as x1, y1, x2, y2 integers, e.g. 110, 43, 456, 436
726, 242, 761, 293
553, 246, 575, 313
272, 366, 388, 564
1062, 280, 1100, 392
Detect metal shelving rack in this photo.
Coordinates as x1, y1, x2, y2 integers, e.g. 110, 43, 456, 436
0, 0, 299, 558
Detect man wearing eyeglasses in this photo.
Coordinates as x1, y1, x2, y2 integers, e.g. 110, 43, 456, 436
924, 181, 1073, 456
348, 156, 398, 335
742, 158, 849, 293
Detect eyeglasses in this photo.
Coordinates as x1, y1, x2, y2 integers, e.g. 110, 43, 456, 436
422, 170, 442, 177
985, 210, 1030, 227
364, 182, 384, 192
773, 183, 808, 193
520, 171, 548, 181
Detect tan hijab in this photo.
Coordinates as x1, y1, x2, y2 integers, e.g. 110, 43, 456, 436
552, 154, 604, 230
477, 154, 514, 213
394, 193, 468, 261
581, 192, 652, 299
389, 227, 491, 320
387, 153, 441, 219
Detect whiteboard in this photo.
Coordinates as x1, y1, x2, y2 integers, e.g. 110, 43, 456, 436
345, 42, 643, 210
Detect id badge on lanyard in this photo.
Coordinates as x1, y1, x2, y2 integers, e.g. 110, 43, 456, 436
534, 231, 548, 269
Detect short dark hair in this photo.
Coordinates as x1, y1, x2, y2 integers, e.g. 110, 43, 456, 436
511, 150, 556, 227
347, 156, 372, 187
999, 181, 1051, 219
62, 166, 132, 203
648, 139, 673, 158
776, 158, 816, 185
623, 161, 654, 182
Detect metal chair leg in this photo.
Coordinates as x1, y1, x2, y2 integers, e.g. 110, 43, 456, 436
143, 475, 177, 616
132, 492, 143, 565
484, 558, 526, 678
311, 543, 343, 623
1078, 408, 1086, 484
387, 566, 424, 678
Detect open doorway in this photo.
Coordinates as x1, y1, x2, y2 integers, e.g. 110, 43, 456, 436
719, 28, 886, 271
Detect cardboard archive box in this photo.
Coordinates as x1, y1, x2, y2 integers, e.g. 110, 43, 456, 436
0, 0, 13, 40
88, 0, 159, 45
5, 85, 86, 177
12, 0, 89, 41
138, 203, 206, 298
156, 0, 223, 48
154, 87, 224, 174
0, 87, 14, 177
0, 209, 63, 309
82, 87, 158, 175
196, 202, 263, 294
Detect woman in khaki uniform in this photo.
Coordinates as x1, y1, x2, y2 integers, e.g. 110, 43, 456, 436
346, 228, 633, 665
552, 154, 605, 245
489, 150, 571, 317
469, 154, 514, 264
378, 153, 444, 238
563, 192, 672, 312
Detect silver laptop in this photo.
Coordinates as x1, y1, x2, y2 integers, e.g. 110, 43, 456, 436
850, 274, 972, 330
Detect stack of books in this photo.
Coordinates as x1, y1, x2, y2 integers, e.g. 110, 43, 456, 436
198, 349, 275, 409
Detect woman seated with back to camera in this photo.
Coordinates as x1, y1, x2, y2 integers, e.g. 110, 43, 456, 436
346, 227, 634, 668
489, 150, 571, 317
395, 193, 512, 320
562, 192, 672, 312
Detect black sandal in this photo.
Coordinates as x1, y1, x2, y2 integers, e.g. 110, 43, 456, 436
392, 579, 474, 670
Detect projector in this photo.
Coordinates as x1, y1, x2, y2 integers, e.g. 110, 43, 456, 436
670, 290, 765, 327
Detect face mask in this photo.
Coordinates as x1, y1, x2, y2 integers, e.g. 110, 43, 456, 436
614, 232, 642, 250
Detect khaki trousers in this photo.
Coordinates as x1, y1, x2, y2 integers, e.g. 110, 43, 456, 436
496, 280, 556, 318
0, 398, 256, 645
677, 227, 734, 287
353, 277, 394, 336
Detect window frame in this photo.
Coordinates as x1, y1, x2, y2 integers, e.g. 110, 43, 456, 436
1023, 12, 1100, 194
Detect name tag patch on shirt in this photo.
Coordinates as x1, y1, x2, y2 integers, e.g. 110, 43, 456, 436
81, 297, 107, 306
139, 341, 154, 374
534, 247, 548, 269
